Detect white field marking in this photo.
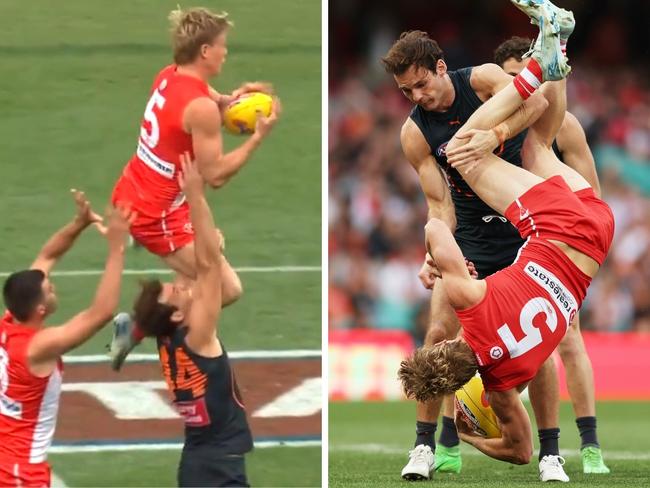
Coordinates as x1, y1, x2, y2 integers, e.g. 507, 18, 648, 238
254, 378, 322, 418
63, 349, 322, 364
331, 443, 650, 460
62, 379, 322, 420
0, 265, 321, 278
61, 381, 177, 419
49, 439, 321, 454
51, 473, 68, 487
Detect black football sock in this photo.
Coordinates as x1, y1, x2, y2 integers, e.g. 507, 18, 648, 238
438, 416, 460, 448
415, 421, 437, 450
576, 416, 599, 449
538, 428, 561, 460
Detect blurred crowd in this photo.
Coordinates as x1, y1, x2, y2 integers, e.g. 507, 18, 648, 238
329, 31, 650, 339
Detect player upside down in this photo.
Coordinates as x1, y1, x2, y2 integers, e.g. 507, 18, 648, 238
399, 2, 614, 465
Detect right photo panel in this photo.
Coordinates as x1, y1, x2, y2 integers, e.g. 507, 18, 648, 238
329, 0, 650, 485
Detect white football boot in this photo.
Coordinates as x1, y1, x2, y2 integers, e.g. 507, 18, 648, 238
539, 455, 570, 482
401, 444, 435, 481
521, 2, 570, 81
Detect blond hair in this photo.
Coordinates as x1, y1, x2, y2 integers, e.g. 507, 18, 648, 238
169, 7, 233, 65
399, 341, 478, 402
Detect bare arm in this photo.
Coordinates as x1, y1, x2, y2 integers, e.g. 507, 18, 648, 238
401, 119, 456, 231
27, 208, 133, 369
555, 112, 601, 197
457, 388, 533, 465
178, 154, 223, 352
186, 98, 265, 189
446, 65, 548, 168
423, 218, 484, 309
30, 190, 103, 274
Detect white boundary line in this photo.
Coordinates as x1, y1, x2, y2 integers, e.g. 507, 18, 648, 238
0, 265, 320, 278
51, 473, 68, 487
331, 444, 650, 460
50, 439, 321, 454
63, 349, 321, 363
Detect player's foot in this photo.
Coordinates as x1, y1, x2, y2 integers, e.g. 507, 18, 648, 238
433, 445, 462, 474
581, 446, 611, 474
528, 6, 571, 81
108, 312, 139, 371
401, 444, 434, 481
539, 455, 570, 482
512, 0, 575, 42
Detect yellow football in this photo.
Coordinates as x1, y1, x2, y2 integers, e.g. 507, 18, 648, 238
455, 375, 502, 438
223, 92, 273, 135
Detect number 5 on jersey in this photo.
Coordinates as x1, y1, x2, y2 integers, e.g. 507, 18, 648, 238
141, 81, 168, 149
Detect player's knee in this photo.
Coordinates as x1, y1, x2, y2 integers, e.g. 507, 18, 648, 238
222, 274, 243, 307
558, 329, 583, 358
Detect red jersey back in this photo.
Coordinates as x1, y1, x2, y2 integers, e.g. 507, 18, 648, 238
458, 239, 591, 392
0, 312, 63, 463
112, 65, 210, 217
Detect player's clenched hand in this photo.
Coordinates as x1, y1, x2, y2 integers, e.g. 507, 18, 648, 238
418, 253, 441, 289
447, 129, 500, 173
105, 205, 137, 252
231, 81, 274, 99
254, 97, 282, 139
71, 189, 103, 227
177, 151, 205, 199
465, 258, 478, 279
455, 405, 478, 438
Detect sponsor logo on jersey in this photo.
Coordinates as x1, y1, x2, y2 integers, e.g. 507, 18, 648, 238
524, 261, 577, 324
482, 215, 508, 223
175, 397, 211, 427
489, 346, 503, 360
436, 142, 449, 158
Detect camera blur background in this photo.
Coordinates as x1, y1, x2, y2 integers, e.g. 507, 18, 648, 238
329, 1, 650, 485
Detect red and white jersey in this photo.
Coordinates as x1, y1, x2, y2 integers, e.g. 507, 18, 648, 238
458, 239, 591, 392
0, 312, 63, 463
112, 64, 211, 218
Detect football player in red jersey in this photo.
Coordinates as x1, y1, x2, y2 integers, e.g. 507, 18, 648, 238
0, 192, 133, 487
109, 7, 282, 369
399, 3, 614, 470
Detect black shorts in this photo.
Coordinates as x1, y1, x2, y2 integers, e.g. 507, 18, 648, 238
456, 222, 525, 278
178, 450, 249, 487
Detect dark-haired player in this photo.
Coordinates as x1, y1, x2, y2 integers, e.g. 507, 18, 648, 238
129, 153, 252, 487
400, 5, 613, 470
382, 0, 574, 480
0, 192, 133, 487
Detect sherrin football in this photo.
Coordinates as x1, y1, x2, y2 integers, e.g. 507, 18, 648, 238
455, 375, 502, 438
223, 92, 273, 135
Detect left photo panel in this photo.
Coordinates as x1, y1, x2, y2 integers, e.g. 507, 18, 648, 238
0, 1, 322, 487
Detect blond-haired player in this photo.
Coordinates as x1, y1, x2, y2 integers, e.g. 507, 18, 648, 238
109, 7, 282, 369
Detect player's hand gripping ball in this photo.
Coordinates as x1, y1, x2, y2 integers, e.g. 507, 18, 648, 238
455, 375, 502, 438
223, 92, 273, 135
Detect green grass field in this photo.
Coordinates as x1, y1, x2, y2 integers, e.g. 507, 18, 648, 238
0, 0, 321, 486
330, 401, 650, 487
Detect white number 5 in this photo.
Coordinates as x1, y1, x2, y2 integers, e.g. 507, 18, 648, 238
140, 88, 167, 149
497, 297, 558, 359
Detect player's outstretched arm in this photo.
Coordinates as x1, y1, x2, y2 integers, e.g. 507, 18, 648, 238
177, 153, 223, 352
187, 96, 281, 189
424, 219, 484, 309
27, 207, 134, 370
30, 190, 104, 275
456, 388, 533, 465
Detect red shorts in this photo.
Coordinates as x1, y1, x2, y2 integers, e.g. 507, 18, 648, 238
504, 176, 614, 265
128, 204, 195, 256
0, 461, 51, 487
112, 174, 195, 257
